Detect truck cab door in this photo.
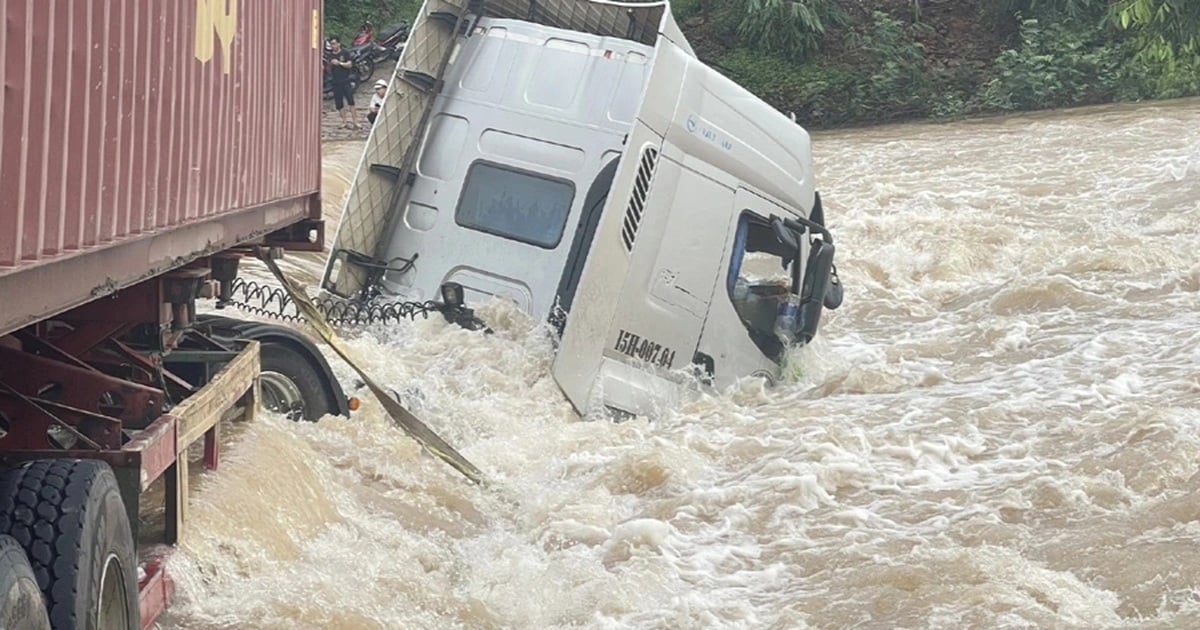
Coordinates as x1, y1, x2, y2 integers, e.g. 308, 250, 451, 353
550, 126, 737, 416
694, 189, 803, 388
549, 22, 742, 417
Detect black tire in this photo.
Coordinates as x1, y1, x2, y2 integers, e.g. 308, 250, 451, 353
354, 57, 375, 82
194, 316, 347, 421
0, 535, 51, 630
0, 460, 138, 630
260, 342, 336, 422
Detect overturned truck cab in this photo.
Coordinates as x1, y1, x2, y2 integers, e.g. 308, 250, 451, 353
324, 0, 842, 417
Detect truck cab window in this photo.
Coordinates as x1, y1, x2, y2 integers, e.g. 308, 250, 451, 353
727, 213, 798, 361
455, 161, 576, 248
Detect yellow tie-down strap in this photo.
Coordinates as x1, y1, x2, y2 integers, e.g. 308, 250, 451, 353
261, 255, 486, 486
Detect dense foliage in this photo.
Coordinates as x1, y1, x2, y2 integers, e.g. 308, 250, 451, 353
326, 0, 1200, 128
325, 0, 419, 43
687, 0, 1199, 126
1113, 0, 1200, 65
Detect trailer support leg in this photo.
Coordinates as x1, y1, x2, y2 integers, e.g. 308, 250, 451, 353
203, 425, 220, 471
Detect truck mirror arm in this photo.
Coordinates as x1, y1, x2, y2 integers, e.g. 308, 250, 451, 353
779, 214, 833, 245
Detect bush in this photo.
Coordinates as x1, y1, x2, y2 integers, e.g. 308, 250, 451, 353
672, 0, 705, 22
1153, 61, 1200, 98
845, 12, 935, 117
715, 11, 941, 127
975, 18, 1139, 111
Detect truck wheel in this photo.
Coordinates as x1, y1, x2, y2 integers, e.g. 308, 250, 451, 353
0, 535, 51, 630
260, 342, 335, 422
194, 315, 348, 420
0, 460, 139, 630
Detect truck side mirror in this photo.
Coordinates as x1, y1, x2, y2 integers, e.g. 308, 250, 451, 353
797, 240, 836, 344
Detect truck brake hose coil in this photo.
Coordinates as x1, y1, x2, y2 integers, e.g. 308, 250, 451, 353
220, 278, 441, 326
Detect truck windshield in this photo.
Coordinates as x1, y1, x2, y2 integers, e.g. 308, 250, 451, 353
727, 213, 796, 360
455, 161, 576, 248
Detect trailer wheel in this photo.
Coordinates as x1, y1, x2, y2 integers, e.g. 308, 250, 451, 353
260, 342, 336, 422
0, 460, 138, 630
0, 535, 51, 630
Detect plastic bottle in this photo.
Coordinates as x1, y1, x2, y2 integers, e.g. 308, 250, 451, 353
733, 277, 749, 304
774, 294, 801, 345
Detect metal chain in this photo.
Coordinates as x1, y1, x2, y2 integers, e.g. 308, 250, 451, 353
220, 277, 442, 327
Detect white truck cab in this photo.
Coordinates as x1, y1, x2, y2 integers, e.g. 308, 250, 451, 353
323, 0, 842, 417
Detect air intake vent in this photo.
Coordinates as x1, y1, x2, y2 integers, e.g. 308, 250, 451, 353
620, 147, 659, 252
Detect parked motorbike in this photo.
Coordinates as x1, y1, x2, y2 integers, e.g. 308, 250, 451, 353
375, 21, 410, 59
353, 20, 409, 63
352, 22, 374, 46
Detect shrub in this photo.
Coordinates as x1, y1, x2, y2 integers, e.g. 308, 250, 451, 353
976, 18, 1138, 111
735, 0, 847, 61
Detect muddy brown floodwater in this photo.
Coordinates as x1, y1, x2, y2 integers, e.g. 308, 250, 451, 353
160, 98, 1200, 629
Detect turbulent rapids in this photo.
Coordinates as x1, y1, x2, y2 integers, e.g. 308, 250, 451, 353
160, 98, 1200, 629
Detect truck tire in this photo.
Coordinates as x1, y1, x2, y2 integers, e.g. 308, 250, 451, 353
0, 535, 51, 630
0, 460, 138, 630
195, 315, 349, 420
260, 341, 336, 422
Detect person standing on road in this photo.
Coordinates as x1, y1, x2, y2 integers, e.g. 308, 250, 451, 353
368, 79, 388, 126
327, 37, 359, 129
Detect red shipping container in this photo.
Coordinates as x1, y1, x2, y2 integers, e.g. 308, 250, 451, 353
0, 0, 323, 336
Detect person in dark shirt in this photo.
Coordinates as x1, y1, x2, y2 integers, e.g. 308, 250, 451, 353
327, 37, 359, 128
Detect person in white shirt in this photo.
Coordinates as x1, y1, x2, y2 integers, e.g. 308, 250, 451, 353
368, 79, 388, 125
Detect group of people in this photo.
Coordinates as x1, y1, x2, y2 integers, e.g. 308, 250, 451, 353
326, 36, 389, 130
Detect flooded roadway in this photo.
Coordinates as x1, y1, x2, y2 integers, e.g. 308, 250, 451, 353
160, 98, 1200, 629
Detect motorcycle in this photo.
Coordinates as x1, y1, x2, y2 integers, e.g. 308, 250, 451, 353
374, 21, 410, 60
353, 20, 409, 63
352, 22, 374, 46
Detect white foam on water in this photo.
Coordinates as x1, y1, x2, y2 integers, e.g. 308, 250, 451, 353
161, 99, 1200, 628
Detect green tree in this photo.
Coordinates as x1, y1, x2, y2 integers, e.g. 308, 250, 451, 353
736, 0, 846, 61
1000, 0, 1108, 19
1114, 0, 1200, 65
